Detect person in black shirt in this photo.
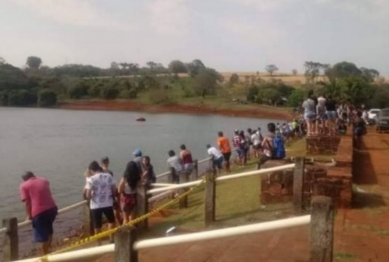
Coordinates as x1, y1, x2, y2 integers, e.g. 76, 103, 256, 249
325, 95, 337, 136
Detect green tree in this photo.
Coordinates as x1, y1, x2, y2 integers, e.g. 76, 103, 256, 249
38, 89, 57, 107
265, 64, 278, 76
187, 59, 206, 77
288, 89, 306, 107
330, 62, 362, 79
26, 56, 42, 69
0, 64, 31, 90
0, 57, 5, 65
193, 68, 221, 97
229, 73, 240, 85
368, 85, 389, 108
361, 68, 380, 83
258, 88, 281, 105
168, 60, 188, 74
246, 85, 258, 102
100, 85, 119, 99
68, 81, 89, 99
292, 69, 298, 76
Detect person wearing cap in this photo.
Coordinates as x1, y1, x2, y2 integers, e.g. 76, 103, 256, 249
132, 149, 143, 170
19, 172, 57, 255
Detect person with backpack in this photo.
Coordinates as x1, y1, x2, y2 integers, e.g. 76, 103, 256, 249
257, 123, 286, 170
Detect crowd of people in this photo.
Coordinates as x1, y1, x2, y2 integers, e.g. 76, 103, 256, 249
301, 90, 368, 148
20, 90, 371, 255
18, 122, 294, 255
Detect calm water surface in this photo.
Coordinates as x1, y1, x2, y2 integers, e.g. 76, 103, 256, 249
0, 107, 277, 221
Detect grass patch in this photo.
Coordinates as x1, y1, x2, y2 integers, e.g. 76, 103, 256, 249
146, 159, 293, 237
286, 137, 334, 161
335, 252, 358, 260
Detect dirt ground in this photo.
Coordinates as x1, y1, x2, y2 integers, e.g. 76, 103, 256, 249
80, 129, 389, 262
58, 100, 292, 120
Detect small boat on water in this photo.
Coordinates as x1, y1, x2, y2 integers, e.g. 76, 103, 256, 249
136, 117, 146, 122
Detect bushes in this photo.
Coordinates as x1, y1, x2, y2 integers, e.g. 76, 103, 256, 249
100, 86, 119, 100
38, 89, 57, 107
7, 89, 37, 106
68, 81, 89, 99
147, 89, 171, 104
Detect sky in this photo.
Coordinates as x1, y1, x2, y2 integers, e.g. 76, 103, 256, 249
0, 0, 389, 75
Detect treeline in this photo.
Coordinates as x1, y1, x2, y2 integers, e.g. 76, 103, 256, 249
243, 61, 389, 109
0, 56, 221, 107
1, 55, 389, 110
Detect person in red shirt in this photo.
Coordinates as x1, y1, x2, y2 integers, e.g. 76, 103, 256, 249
19, 172, 57, 255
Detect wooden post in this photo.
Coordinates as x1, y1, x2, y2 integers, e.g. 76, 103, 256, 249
2, 217, 18, 262
115, 226, 138, 262
83, 203, 93, 237
194, 159, 199, 179
293, 157, 305, 214
167, 170, 174, 184
136, 186, 149, 231
179, 172, 189, 209
204, 157, 216, 227
310, 196, 334, 262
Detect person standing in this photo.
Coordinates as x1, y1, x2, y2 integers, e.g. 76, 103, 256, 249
180, 144, 194, 178
206, 144, 224, 175
85, 161, 116, 244
141, 156, 156, 188
118, 161, 140, 224
132, 149, 143, 170
167, 150, 184, 183
302, 91, 317, 136
217, 131, 232, 172
250, 128, 263, 158
325, 95, 337, 135
232, 130, 244, 166
19, 172, 57, 255
101, 157, 121, 224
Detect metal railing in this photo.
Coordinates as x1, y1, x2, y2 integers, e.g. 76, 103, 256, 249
14, 215, 312, 262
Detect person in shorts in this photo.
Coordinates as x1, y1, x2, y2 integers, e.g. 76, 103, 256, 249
180, 144, 194, 177
232, 130, 244, 166
101, 156, 121, 225
206, 144, 224, 175
325, 95, 337, 135
85, 161, 116, 243
302, 90, 317, 136
118, 161, 140, 224
20, 172, 57, 255
167, 150, 184, 183
217, 131, 232, 172
251, 128, 263, 158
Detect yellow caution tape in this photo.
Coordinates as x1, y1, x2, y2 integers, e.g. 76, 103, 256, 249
35, 178, 206, 262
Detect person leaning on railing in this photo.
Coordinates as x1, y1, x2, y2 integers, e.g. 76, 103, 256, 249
84, 161, 116, 244
167, 150, 184, 184
19, 171, 58, 255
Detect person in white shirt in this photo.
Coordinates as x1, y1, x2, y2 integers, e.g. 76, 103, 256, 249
206, 144, 224, 175
85, 161, 116, 243
251, 128, 263, 158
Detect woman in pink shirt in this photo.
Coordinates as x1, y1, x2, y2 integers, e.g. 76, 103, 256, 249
19, 172, 57, 255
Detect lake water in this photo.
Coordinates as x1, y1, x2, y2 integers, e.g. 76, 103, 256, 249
0, 107, 278, 221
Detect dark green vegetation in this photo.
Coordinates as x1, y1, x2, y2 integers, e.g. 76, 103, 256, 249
0, 55, 388, 109
247, 61, 389, 108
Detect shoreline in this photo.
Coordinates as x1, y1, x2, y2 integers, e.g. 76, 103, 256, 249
57, 100, 292, 120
